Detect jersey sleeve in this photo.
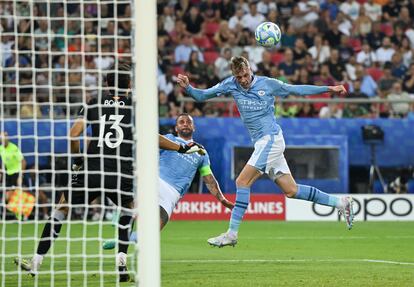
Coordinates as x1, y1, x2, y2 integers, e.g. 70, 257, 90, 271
16, 147, 23, 162
267, 78, 329, 98
185, 78, 231, 102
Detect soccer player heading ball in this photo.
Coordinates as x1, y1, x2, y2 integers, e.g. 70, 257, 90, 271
176, 56, 354, 248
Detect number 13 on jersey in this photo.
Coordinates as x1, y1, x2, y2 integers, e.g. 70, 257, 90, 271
98, 114, 124, 148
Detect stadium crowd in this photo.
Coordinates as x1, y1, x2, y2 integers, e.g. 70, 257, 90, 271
1, 0, 414, 118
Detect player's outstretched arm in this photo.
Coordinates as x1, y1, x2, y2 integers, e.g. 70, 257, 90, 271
202, 173, 234, 210
176, 73, 225, 102
273, 79, 348, 97
159, 135, 206, 155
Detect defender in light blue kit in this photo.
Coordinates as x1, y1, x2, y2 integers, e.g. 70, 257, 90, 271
177, 56, 354, 248
102, 113, 234, 249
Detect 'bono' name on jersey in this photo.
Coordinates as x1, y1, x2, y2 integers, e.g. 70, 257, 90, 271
78, 93, 133, 174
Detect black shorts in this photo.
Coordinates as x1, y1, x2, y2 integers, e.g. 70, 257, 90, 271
5, 173, 19, 188
63, 168, 134, 207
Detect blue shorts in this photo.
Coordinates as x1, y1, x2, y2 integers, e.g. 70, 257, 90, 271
247, 133, 290, 181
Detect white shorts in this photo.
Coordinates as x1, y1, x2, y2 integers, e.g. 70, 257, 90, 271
159, 178, 181, 218
247, 133, 291, 181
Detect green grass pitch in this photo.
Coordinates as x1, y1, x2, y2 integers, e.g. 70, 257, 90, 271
1, 221, 414, 287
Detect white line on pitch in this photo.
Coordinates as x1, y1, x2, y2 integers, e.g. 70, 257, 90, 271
162, 259, 414, 266
165, 235, 414, 240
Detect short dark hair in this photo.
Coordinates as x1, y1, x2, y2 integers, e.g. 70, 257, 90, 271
175, 113, 193, 125
106, 63, 131, 90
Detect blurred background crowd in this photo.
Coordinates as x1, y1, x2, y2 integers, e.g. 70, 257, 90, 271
2, 0, 414, 119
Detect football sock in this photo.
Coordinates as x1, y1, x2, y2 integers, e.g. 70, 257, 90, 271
295, 184, 340, 208
118, 214, 133, 254
229, 187, 250, 233
36, 209, 66, 255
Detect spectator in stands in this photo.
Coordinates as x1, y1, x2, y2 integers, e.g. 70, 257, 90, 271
345, 55, 358, 81
387, 81, 411, 118
158, 66, 175, 96
186, 51, 208, 85
183, 101, 202, 117
242, 2, 265, 33
382, 0, 401, 22
161, 5, 176, 34
325, 20, 341, 47
213, 21, 232, 48
402, 63, 414, 93
174, 34, 203, 66
34, 19, 54, 50
296, 102, 316, 118
399, 37, 412, 68
327, 49, 346, 81
357, 42, 377, 67
243, 37, 265, 68
278, 48, 299, 83
200, 0, 220, 22
228, 8, 244, 32
376, 37, 395, 65
391, 52, 408, 79
378, 62, 397, 93
219, 0, 236, 21
319, 102, 343, 119
159, 91, 170, 118
396, 6, 411, 29
313, 64, 335, 86
295, 68, 312, 85
336, 11, 353, 36
292, 38, 307, 66
391, 25, 406, 47
366, 21, 385, 50
288, 5, 308, 32
214, 47, 233, 80
256, 0, 276, 16
337, 35, 354, 62
355, 64, 377, 97
343, 99, 369, 119
281, 25, 297, 48
20, 94, 42, 119
183, 6, 203, 35
340, 0, 360, 21
308, 35, 330, 64
364, 0, 382, 22
353, 6, 372, 37
277, 0, 294, 25
256, 50, 272, 77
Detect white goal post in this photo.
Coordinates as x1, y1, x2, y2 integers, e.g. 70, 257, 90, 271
0, 0, 160, 286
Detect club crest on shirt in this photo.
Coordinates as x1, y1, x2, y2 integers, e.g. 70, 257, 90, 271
258, 90, 265, 96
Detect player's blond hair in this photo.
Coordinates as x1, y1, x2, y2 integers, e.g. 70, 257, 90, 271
230, 56, 250, 74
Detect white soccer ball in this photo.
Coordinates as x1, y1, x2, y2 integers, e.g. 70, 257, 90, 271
255, 22, 282, 48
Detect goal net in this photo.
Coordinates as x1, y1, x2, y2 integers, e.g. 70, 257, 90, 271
0, 1, 159, 286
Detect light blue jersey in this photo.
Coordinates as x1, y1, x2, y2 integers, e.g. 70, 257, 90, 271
185, 76, 329, 142
159, 134, 210, 197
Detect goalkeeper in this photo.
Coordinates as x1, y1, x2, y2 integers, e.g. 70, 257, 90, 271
102, 113, 234, 249
15, 64, 205, 282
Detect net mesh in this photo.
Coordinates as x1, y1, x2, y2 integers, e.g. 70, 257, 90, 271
0, 1, 138, 286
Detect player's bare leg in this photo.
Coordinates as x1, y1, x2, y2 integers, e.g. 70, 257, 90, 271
208, 164, 261, 247
275, 173, 354, 229
15, 193, 68, 276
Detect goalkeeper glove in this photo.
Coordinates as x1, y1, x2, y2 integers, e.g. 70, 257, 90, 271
178, 142, 206, 155
72, 156, 84, 171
